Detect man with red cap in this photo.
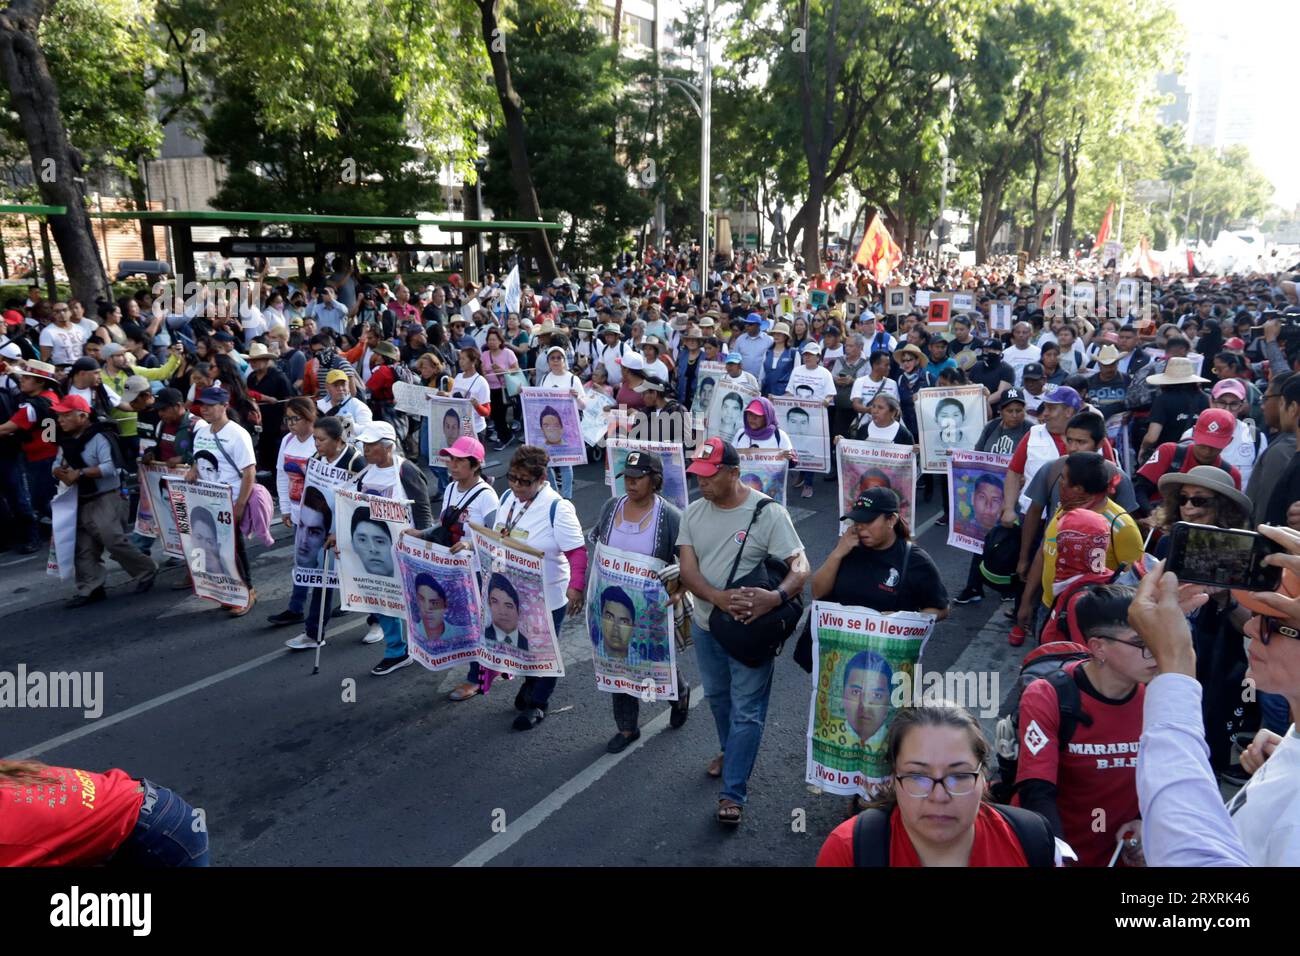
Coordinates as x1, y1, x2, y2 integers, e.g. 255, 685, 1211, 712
0, 359, 61, 551
1134, 407, 1242, 515
49, 393, 156, 606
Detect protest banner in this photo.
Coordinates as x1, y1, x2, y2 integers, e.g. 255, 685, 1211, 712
946, 450, 1011, 554
926, 298, 951, 330
581, 389, 616, 448
168, 480, 249, 607
134, 462, 188, 557
693, 361, 726, 424
605, 438, 688, 510
989, 302, 1013, 331
469, 523, 564, 677
737, 447, 789, 504
836, 439, 915, 531
760, 284, 777, 303
914, 289, 932, 309
771, 395, 830, 473
521, 387, 585, 467
45, 480, 77, 581
392, 380, 440, 418
292, 456, 358, 588
777, 293, 795, 316
395, 534, 483, 671
916, 384, 987, 474
586, 544, 678, 701
705, 376, 759, 444
334, 488, 412, 615
884, 286, 910, 315
425, 396, 475, 464
952, 291, 975, 311
805, 601, 934, 796
809, 289, 829, 310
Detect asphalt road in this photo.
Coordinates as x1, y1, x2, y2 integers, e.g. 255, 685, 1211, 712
0, 448, 1025, 866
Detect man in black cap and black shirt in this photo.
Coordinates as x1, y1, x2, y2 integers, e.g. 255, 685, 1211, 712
969, 338, 1015, 412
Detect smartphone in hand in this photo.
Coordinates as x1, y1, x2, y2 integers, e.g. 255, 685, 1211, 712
1165, 521, 1284, 591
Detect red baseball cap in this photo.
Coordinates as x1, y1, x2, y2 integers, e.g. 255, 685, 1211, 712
3, 309, 23, 326
1192, 408, 1235, 450
50, 394, 91, 414
686, 437, 740, 477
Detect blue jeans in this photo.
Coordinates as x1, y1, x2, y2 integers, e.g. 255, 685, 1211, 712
691, 620, 776, 805
108, 779, 209, 867
0, 455, 36, 544
549, 466, 573, 499
129, 531, 154, 556
304, 586, 338, 641
519, 606, 568, 708
1259, 691, 1292, 735
288, 582, 308, 615
23, 455, 56, 525
379, 613, 407, 661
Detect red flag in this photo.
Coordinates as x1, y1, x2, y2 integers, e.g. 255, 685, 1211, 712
1091, 203, 1114, 255
1186, 246, 1201, 278
853, 213, 903, 285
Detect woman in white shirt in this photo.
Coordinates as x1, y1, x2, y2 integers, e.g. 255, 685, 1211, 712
853, 393, 916, 448
731, 395, 796, 455
443, 345, 492, 442
270, 399, 320, 628
537, 346, 586, 499
783, 342, 836, 497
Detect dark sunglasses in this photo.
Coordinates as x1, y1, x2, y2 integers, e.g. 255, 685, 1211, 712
1177, 494, 1215, 509
507, 472, 539, 485
1259, 616, 1300, 645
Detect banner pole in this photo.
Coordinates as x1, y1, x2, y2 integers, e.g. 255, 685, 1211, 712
312, 550, 332, 676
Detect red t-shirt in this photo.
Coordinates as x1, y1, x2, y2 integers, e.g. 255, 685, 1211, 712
1013, 660, 1143, 867
0, 766, 145, 866
1136, 441, 1241, 502
816, 803, 1029, 867
7, 389, 59, 461
366, 365, 397, 403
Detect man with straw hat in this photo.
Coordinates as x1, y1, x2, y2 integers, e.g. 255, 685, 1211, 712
1136, 355, 1209, 463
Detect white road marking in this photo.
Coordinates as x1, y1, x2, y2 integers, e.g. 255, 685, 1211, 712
4, 619, 366, 760
453, 683, 703, 867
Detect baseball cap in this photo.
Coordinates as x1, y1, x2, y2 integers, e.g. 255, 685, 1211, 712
1192, 408, 1235, 449
1021, 362, 1044, 380
153, 387, 185, 408
70, 357, 100, 373
1042, 385, 1082, 410
0, 342, 20, 360
121, 375, 151, 402
618, 351, 645, 372
354, 421, 398, 445
724, 352, 743, 364
981, 338, 1003, 351
212, 331, 236, 344
997, 387, 1027, 407
100, 343, 125, 359
49, 394, 91, 414
745, 398, 768, 417
1211, 378, 1247, 401
686, 437, 740, 477
438, 435, 485, 463
325, 369, 350, 385
633, 375, 667, 394
197, 386, 230, 405
3, 309, 23, 326
802, 341, 822, 355
841, 487, 901, 522
617, 450, 664, 479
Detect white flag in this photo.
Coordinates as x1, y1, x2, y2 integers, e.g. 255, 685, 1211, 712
503, 264, 521, 315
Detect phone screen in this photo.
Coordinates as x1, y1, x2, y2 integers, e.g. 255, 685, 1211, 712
1167, 522, 1283, 591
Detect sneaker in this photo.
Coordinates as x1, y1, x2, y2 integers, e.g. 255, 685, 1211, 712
1008, 625, 1026, 647
936, 515, 948, 526
800, 485, 814, 499
361, 623, 384, 644
285, 633, 324, 651
267, 610, 305, 627
606, 730, 640, 753
65, 587, 107, 609
370, 655, 413, 676
134, 570, 158, 594
512, 707, 545, 731
954, 586, 983, 605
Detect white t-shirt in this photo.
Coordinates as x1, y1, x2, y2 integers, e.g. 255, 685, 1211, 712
786, 364, 836, 403
493, 484, 585, 610
276, 432, 317, 519
850, 374, 899, 407
441, 478, 500, 530
1226, 725, 1300, 865
1002, 344, 1041, 385
68, 381, 121, 410
193, 420, 256, 488
39, 323, 86, 364
642, 357, 669, 382
452, 371, 491, 435
538, 370, 587, 410
316, 394, 373, 428
731, 427, 794, 451
865, 420, 902, 443
76, 318, 98, 340
723, 370, 760, 391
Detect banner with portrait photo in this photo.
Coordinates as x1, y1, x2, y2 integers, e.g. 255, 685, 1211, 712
425, 396, 475, 465
692, 361, 726, 425
916, 384, 987, 474
334, 488, 412, 615
586, 544, 677, 701
605, 438, 689, 510
736, 447, 789, 505
771, 395, 830, 473
836, 440, 915, 532
291, 456, 358, 588
521, 387, 585, 467
469, 524, 564, 677
168, 480, 249, 607
134, 462, 188, 557
45, 480, 77, 581
395, 535, 483, 671
805, 601, 934, 797
946, 450, 1011, 555
705, 376, 759, 444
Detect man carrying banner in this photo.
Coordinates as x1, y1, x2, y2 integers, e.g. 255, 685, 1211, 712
678, 438, 809, 827
49, 394, 156, 607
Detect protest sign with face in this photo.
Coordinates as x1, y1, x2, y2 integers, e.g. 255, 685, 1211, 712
587, 544, 677, 701
605, 438, 688, 510
469, 524, 564, 677
836, 439, 916, 532
946, 450, 1011, 554
521, 387, 585, 467
169, 480, 249, 607
335, 489, 411, 615
916, 384, 987, 474
426, 396, 474, 464
396, 535, 482, 671
736, 447, 789, 504
771, 395, 830, 473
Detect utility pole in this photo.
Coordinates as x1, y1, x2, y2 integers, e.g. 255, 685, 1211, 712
699, 0, 712, 293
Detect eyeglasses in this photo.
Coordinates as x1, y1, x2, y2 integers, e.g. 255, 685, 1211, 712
1177, 494, 1215, 509
1215, 398, 1243, 410
284, 416, 303, 424
1096, 635, 1154, 659
1259, 616, 1300, 645
894, 771, 981, 798
507, 472, 539, 485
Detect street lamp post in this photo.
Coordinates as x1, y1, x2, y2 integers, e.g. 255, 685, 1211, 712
699, 1, 712, 293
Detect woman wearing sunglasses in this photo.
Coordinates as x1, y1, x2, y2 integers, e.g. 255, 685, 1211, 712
817, 704, 1067, 866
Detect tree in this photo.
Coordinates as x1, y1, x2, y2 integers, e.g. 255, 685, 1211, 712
0, 0, 110, 304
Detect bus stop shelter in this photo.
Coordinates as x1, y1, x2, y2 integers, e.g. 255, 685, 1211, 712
91, 209, 563, 286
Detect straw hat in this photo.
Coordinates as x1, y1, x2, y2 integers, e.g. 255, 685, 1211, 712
893, 343, 928, 367
246, 342, 274, 361
17, 359, 58, 382
770, 321, 792, 340
1145, 356, 1208, 386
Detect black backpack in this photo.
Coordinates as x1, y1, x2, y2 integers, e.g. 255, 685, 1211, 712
991, 646, 1093, 803
850, 803, 1056, 866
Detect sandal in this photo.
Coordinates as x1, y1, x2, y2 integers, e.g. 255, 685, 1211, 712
716, 799, 743, 826
706, 752, 724, 778
448, 683, 480, 702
